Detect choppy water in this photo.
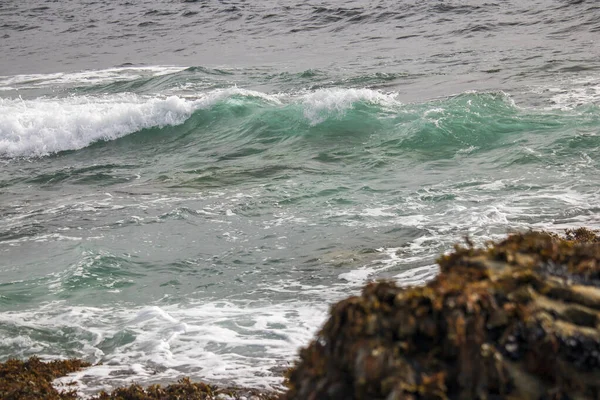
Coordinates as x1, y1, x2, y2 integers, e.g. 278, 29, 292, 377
1, 0, 600, 395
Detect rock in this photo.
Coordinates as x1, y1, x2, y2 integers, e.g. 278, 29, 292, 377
0, 357, 90, 400
0, 358, 280, 400
283, 229, 600, 400
91, 378, 280, 399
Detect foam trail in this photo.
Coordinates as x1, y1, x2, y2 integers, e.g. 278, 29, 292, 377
0, 94, 196, 157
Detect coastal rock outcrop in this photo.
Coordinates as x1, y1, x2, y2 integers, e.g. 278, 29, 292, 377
284, 229, 600, 399
0, 357, 89, 400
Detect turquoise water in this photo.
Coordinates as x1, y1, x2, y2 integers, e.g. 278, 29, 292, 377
1, 0, 600, 394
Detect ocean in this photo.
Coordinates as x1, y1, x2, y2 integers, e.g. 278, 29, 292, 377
1, 0, 599, 395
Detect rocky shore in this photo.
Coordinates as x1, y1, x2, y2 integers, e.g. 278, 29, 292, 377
2, 229, 599, 399
0, 357, 280, 400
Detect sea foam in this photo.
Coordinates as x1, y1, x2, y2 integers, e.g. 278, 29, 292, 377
0, 94, 196, 158
300, 88, 400, 125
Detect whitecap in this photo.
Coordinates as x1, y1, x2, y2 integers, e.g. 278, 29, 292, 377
0, 94, 196, 158
299, 88, 400, 125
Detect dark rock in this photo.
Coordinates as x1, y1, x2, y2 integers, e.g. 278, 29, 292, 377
284, 230, 600, 400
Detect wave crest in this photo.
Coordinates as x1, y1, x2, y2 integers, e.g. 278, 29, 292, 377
0, 88, 400, 158
300, 88, 400, 125
0, 94, 196, 158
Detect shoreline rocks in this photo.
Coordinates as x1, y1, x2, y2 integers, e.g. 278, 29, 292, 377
284, 229, 600, 399
0, 357, 89, 399
0, 356, 280, 399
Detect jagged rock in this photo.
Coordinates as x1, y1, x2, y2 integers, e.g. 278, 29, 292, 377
284, 230, 600, 400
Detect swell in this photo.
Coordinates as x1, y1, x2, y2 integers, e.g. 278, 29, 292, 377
0, 87, 398, 158
2, 88, 598, 164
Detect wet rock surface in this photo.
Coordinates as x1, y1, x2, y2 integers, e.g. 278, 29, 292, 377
284, 229, 600, 400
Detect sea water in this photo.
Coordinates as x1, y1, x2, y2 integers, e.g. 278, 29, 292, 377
1, 0, 599, 394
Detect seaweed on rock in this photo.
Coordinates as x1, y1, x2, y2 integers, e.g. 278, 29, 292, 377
0, 357, 279, 400
91, 378, 279, 400
0, 356, 90, 400
284, 230, 600, 400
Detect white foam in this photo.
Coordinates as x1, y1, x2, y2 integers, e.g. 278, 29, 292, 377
478, 179, 506, 190
300, 88, 400, 125
338, 266, 377, 284
0, 94, 196, 157
337, 246, 412, 285
539, 75, 600, 110
362, 207, 397, 217
394, 264, 439, 287
0, 335, 45, 352
195, 87, 282, 108
326, 206, 427, 229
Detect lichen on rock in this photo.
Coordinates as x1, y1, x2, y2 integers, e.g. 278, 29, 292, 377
284, 229, 600, 400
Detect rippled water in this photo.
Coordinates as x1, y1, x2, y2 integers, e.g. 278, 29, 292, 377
1, 0, 599, 395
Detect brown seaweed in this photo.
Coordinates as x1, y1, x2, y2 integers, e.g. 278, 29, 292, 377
0, 356, 90, 400
91, 377, 279, 400
0, 357, 279, 400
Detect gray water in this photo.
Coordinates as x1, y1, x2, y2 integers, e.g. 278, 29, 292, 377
3, 0, 600, 100
1, 0, 599, 395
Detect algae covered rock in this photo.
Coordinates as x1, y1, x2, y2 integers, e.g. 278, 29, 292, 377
0, 357, 280, 400
91, 377, 280, 400
284, 230, 600, 400
0, 356, 90, 400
